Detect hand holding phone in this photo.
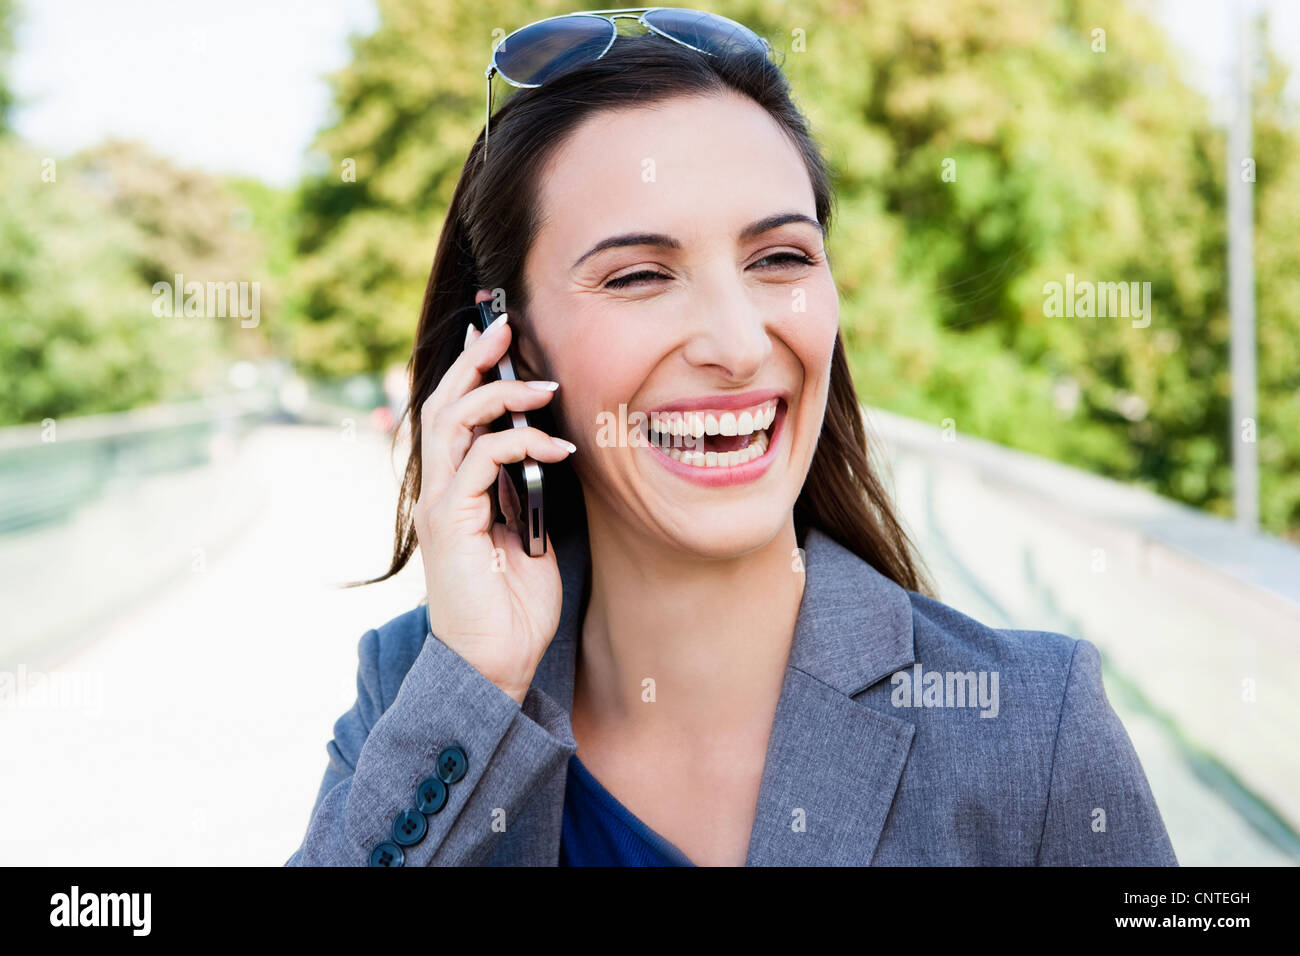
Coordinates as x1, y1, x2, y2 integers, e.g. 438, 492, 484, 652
411, 302, 573, 706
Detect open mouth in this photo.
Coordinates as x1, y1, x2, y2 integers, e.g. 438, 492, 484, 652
643, 398, 782, 469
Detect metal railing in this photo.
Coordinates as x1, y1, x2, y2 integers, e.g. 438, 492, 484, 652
0, 390, 277, 535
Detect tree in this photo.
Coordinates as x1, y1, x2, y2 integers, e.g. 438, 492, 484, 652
0, 142, 218, 423
0, 140, 275, 424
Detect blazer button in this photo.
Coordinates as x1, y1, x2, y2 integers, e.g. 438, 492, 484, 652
416, 776, 448, 814
436, 745, 468, 784
392, 809, 428, 846
369, 841, 404, 867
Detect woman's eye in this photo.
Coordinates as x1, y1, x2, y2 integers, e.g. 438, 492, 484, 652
605, 269, 669, 290
603, 252, 817, 290
753, 251, 817, 270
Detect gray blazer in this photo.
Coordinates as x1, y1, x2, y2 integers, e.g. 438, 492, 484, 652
286, 524, 1178, 866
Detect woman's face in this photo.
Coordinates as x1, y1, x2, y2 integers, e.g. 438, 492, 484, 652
515, 90, 839, 559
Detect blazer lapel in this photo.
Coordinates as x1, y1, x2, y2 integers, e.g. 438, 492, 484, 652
743, 526, 918, 865
529, 524, 918, 867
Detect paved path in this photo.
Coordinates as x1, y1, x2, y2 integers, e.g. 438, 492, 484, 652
0, 424, 426, 865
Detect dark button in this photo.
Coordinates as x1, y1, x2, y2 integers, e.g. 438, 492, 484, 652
416, 776, 448, 814
436, 745, 468, 784
392, 809, 428, 846
369, 841, 404, 867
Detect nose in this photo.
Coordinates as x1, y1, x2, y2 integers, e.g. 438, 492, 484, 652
679, 277, 772, 381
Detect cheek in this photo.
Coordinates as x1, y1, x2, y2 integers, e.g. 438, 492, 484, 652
547, 330, 656, 446
777, 286, 839, 380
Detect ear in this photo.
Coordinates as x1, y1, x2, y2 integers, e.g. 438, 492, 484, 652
474, 289, 545, 379
512, 324, 547, 382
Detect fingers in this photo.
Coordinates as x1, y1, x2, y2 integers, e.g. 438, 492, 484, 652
423, 377, 561, 496
424, 312, 512, 429
443, 426, 575, 519
419, 311, 516, 491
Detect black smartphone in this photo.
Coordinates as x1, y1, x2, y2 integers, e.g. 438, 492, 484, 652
476, 300, 546, 557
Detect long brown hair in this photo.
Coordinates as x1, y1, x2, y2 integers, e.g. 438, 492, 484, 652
363, 31, 935, 597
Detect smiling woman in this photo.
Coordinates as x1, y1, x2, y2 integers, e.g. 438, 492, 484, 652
285, 8, 1176, 868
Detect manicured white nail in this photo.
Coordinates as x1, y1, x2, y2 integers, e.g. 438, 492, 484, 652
464, 323, 475, 349
485, 312, 509, 335
551, 437, 576, 453
525, 380, 558, 391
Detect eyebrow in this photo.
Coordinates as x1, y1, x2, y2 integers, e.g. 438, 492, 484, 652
570, 212, 824, 270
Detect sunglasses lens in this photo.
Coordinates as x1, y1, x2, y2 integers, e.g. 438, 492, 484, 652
494, 15, 616, 86
642, 9, 768, 57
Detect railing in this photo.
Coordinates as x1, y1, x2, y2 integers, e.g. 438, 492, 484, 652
0, 390, 278, 534
865, 404, 1300, 859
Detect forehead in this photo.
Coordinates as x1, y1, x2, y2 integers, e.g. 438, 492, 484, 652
530, 92, 816, 262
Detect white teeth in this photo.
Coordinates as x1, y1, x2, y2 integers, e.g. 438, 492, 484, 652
648, 399, 778, 438
671, 427, 770, 468
646, 400, 782, 468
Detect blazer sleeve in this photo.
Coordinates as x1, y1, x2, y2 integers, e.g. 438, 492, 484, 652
1035, 637, 1178, 865
284, 624, 577, 866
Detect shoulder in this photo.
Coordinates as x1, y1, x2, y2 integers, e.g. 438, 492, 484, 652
901, 590, 1127, 743
879, 591, 1175, 864
904, 588, 1083, 706
879, 588, 1104, 789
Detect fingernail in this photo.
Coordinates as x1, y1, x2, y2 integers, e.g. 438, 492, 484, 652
525, 380, 558, 391
551, 437, 577, 453
485, 312, 509, 335
464, 323, 475, 349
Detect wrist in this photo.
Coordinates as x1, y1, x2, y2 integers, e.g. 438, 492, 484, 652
499, 683, 528, 708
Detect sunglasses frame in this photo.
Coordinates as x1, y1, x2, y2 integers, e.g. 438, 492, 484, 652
482, 7, 773, 155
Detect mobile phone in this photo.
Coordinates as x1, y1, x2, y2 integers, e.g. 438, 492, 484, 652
476, 300, 546, 557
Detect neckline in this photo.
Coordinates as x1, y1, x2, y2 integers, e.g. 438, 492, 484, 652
568, 754, 697, 867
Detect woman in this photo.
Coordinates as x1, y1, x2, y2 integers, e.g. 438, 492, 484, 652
286, 8, 1176, 867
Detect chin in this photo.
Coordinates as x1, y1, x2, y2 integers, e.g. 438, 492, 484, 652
656, 507, 793, 561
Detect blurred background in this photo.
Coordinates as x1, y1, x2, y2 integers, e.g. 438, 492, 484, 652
0, 0, 1297, 866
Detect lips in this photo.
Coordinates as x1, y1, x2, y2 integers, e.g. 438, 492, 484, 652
637, 398, 787, 485
646, 387, 787, 416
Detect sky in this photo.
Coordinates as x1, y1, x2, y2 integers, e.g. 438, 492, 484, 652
10, 0, 378, 186
9, 0, 1300, 188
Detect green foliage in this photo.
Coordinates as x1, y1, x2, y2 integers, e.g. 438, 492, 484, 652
288, 0, 497, 377
68, 140, 273, 355
0, 143, 221, 423
296, 0, 1300, 540
0, 140, 281, 424
227, 175, 301, 358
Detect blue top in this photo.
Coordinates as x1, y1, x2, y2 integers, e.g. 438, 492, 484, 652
558, 755, 696, 866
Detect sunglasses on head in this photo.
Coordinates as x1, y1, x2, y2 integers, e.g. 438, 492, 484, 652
483, 7, 774, 156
